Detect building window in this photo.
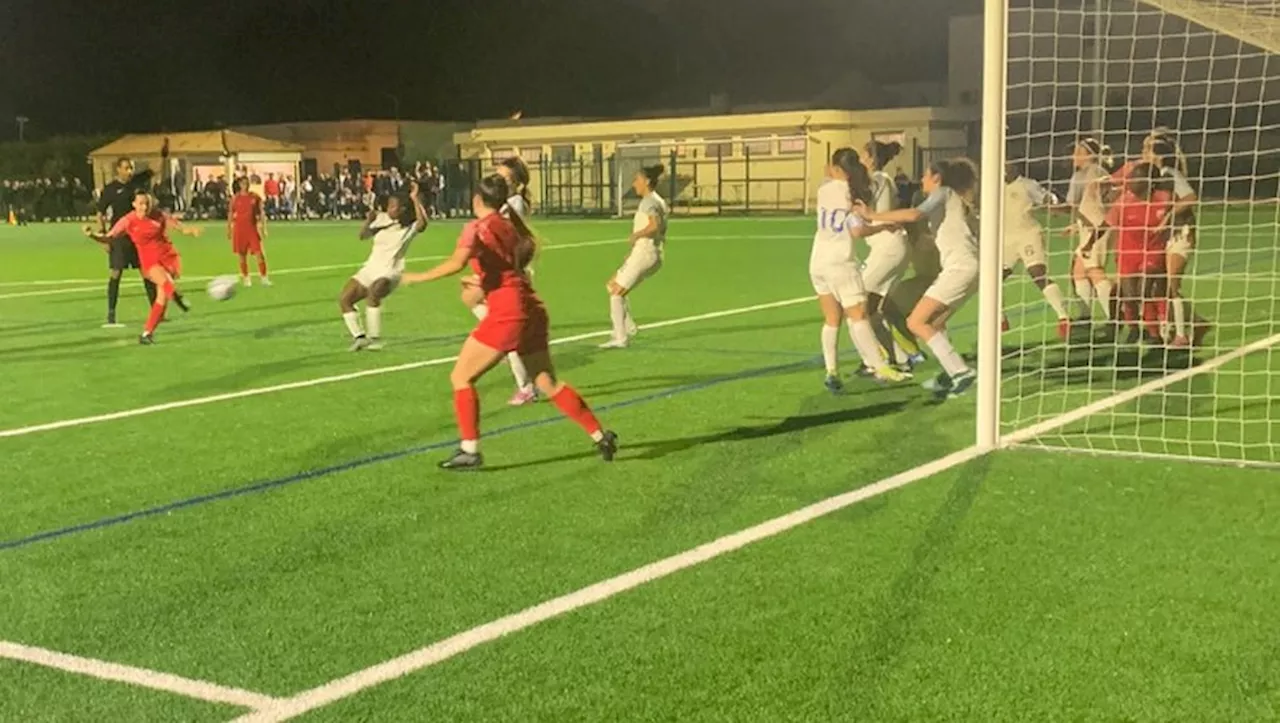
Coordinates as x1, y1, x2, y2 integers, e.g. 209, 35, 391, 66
519, 147, 542, 163
551, 145, 574, 162
743, 138, 773, 156
705, 138, 733, 158
492, 148, 516, 162
778, 137, 806, 154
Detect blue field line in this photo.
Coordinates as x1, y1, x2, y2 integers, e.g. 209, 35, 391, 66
0, 355, 823, 553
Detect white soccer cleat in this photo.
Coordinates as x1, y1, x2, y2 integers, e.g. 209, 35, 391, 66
349, 336, 369, 352
598, 338, 629, 350
365, 339, 383, 351
241, 276, 252, 287
624, 317, 639, 338
259, 276, 272, 287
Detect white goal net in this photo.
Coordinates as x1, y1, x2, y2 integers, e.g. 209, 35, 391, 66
997, 0, 1280, 466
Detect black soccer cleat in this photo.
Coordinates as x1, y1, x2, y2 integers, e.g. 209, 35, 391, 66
172, 292, 190, 313
595, 430, 619, 462
438, 449, 483, 471
138, 333, 155, 345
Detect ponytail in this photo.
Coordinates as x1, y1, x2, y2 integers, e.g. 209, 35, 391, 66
508, 208, 540, 271
831, 147, 872, 204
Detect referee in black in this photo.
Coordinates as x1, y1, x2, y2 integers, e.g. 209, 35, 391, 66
97, 157, 157, 327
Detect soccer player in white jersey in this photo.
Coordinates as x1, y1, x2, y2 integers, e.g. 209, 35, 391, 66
811, 149, 910, 390
860, 158, 980, 398
1144, 129, 1201, 347
858, 140, 925, 370
338, 181, 428, 350
1003, 162, 1071, 340
464, 156, 539, 404
600, 165, 667, 349
1065, 138, 1116, 329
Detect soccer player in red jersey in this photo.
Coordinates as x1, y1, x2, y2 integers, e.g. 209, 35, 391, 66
85, 190, 200, 344
228, 177, 270, 287
403, 174, 618, 470
1080, 162, 1170, 344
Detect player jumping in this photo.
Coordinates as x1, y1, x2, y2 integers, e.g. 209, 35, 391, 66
403, 173, 618, 470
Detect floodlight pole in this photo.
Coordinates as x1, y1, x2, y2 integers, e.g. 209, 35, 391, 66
976, 0, 1008, 451
16, 116, 29, 143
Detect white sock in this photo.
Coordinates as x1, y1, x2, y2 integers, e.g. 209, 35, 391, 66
820, 324, 840, 374
472, 303, 489, 321
1171, 296, 1188, 337
1073, 278, 1094, 317
1093, 279, 1115, 320
926, 332, 970, 377
622, 297, 636, 333
892, 338, 908, 362
1042, 282, 1069, 320
508, 352, 531, 389
847, 318, 887, 369
342, 310, 363, 338
609, 295, 627, 341
365, 306, 382, 339
460, 439, 479, 454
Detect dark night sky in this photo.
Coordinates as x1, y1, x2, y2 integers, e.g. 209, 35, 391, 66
0, 0, 978, 140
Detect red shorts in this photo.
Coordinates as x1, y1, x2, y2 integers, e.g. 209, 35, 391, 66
232, 229, 262, 255
140, 247, 181, 279
471, 294, 549, 355
1116, 245, 1164, 277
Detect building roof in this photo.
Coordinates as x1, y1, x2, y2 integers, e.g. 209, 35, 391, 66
90, 130, 304, 157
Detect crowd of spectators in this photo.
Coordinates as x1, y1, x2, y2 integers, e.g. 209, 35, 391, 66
0, 177, 96, 224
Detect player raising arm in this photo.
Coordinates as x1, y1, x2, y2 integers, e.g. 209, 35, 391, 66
599, 165, 668, 349
228, 177, 270, 287
1003, 162, 1071, 339
85, 190, 198, 345
860, 158, 981, 399
402, 173, 617, 470
338, 182, 428, 351
1065, 138, 1116, 329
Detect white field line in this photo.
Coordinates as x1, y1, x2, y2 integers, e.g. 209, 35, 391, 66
0, 234, 802, 296
0, 641, 279, 711
0, 296, 814, 440
229, 330, 1280, 722
230, 445, 986, 723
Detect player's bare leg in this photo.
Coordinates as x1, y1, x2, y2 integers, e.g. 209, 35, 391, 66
363, 278, 393, 350
908, 296, 974, 397
339, 279, 370, 351
139, 265, 175, 345
439, 337, 508, 470
600, 278, 636, 349
520, 349, 617, 461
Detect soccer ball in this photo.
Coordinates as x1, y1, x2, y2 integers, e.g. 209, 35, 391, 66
207, 276, 238, 301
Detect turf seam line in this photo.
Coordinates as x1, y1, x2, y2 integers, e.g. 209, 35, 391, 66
0, 357, 820, 552
0, 296, 814, 439
0, 640, 279, 711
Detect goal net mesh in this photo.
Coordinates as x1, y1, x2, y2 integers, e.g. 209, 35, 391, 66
1000, 0, 1280, 466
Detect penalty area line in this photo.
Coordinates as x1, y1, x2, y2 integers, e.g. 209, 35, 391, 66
0, 295, 814, 440
0, 640, 279, 711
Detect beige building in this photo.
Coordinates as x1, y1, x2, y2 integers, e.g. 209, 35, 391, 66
234, 120, 470, 177
89, 130, 303, 193
453, 107, 977, 214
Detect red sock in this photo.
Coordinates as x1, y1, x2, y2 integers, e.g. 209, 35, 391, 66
453, 387, 480, 442
237, 256, 249, 277
257, 256, 268, 277
144, 301, 167, 334
551, 385, 602, 437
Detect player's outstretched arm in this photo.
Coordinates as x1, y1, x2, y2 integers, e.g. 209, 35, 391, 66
403, 241, 470, 285
409, 181, 428, 233
83, 225, 111, 246
168, 214, 203, 238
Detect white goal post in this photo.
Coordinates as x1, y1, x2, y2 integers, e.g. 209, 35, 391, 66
980, 0, 1280, 467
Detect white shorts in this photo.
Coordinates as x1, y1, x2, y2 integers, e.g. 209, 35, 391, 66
923, 265, 979, 309
810, 261, 868, 308
1166, 225, 1195, 260
353, 264, 401, 292
1077, 229, 1110, 270
615, 242, 662, 290
1003, 228, 1047, 271
862, 231, 910, 297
